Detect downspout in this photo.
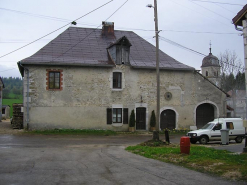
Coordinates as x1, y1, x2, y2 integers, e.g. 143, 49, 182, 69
18, 62, 29, 130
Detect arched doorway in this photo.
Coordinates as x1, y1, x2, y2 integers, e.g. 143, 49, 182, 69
160, 109, 176, 130
196, 103, 215, 129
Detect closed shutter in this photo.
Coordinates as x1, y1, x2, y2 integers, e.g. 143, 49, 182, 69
123, 108, 128, 124
107, 108, 112, 125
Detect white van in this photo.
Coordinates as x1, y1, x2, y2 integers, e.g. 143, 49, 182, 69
187, 118, 246, 144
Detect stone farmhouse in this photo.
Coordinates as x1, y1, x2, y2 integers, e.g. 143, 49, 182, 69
0, 77, 4, 122
18, 22, 229, 131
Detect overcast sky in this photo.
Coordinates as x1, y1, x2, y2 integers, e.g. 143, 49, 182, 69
0, 0, 246, 78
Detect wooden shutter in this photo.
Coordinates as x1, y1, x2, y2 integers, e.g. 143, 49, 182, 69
107, 108, 112, 125
123, 108, 128, 124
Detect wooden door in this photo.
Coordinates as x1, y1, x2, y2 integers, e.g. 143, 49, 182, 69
136, 108, 146, 130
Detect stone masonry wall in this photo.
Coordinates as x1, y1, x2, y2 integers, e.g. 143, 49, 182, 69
23, 65, 226, 130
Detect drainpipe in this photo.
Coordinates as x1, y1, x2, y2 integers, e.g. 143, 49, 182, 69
18, 62, 30, 130
235, 17, 247, 152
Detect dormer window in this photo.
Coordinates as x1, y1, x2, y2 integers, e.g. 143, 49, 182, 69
116, 46, 130, 65
107, 36, 131, 65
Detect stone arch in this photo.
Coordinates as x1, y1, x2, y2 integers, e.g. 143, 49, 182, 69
194, 101, 219, 129
160, 107, 179, 130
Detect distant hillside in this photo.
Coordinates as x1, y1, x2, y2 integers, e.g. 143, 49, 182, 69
2, 77, 23, 99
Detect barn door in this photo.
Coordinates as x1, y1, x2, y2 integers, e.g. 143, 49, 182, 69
160, 109, 176, 130
196, 103, 214, 129
136, 108, 146, 130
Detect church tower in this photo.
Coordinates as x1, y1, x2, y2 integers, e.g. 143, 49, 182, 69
201, 43, 221, 87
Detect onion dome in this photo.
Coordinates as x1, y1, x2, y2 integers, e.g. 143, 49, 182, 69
201, 47, 220, 67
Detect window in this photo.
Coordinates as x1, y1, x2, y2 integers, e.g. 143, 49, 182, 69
49, 72, 60, 89
113, 108, 122, 123
213, 123, 222, 130
113, 72, 122, 89
107, 108, 128, 124
206, 71, 208, 76
46, 69, 63, 91
226, 122, 234, 130
2, 108, 5, 114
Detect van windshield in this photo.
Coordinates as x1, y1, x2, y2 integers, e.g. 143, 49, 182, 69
200, 123, 215, 130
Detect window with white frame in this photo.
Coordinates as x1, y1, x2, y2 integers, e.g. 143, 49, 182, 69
113, 72, 122, 89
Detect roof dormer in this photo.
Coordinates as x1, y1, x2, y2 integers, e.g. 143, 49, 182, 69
107, 36, 132, 65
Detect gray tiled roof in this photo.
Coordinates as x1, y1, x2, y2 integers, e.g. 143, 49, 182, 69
20, 27, 194, 71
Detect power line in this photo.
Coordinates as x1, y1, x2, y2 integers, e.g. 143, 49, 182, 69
159, 36, 245, 71
0, 7, 70, 22
169, 0, 231, 27
159, 36, 207, 56
0, 0, 114, 59
27, 0, 129, 75
0, 68, 17, 72
0, 7, 102, 27
50, 0, 129, 63
188, 0, 231, 21
0, 29, 238, 45
190, 0, 244, 6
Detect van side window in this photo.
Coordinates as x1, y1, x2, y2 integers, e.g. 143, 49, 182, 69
226, 122, 234, 130
214, 124, 222, 130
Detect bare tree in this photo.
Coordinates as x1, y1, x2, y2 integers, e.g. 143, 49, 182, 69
218, 50, 245, 117
219, 50, 244, 76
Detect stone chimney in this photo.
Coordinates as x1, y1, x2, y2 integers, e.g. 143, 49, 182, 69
102, 21, 114, 37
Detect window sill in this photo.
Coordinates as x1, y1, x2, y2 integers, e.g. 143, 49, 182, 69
112, 89, 123, 92
112, 123, 123, 127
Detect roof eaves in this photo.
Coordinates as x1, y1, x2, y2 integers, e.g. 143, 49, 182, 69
19, 62, 115, 68
131, 65, 194, 71
232, 4, 247, 26
196, 71, 230, 97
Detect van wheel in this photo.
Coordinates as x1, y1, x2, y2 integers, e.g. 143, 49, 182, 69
235, 136, 243, 143
199, 136, 208, 144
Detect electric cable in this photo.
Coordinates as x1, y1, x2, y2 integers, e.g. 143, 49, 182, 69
169, 0, 231, 27
189, 0, 245, 6
0, 0, 114, 59
50, 0, 129, 63
188, 0, 231, 21
159, 36, 245, 71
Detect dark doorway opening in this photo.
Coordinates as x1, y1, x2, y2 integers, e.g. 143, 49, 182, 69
136, 107, 146, 130
196, 103, 215, 129
160, 109, 176, 130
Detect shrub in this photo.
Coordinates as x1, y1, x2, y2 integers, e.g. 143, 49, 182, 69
129, 110, 135, 127
150, 110, 156, 127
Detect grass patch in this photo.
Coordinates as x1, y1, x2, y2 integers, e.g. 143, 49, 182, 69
29, 129, 117, 136
126, 144, 247, 182
2, 98, 23, 117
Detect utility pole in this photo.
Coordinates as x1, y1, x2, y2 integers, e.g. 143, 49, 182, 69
154, 0, 160, 133
147, 0, 160, 139
243, 18, 247, 152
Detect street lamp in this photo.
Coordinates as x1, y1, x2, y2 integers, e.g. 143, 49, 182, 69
147, 0, 160, 139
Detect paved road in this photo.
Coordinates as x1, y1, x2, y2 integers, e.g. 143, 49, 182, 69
0, 134, 245, 185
